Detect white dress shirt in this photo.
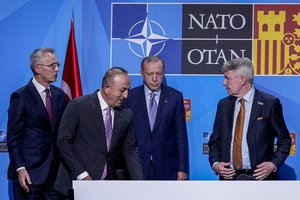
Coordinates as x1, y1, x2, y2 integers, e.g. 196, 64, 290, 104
230, 87, 255, 169
76, 90, 114, 180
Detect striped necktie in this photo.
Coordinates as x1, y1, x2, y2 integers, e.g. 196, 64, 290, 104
104, 106, 113, 150
102, 106, 112, 180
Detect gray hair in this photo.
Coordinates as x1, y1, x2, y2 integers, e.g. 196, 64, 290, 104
141, 56, 165, 71
30, 48, 55, 74
222, 57, 254, 84
102, 67, 128, 88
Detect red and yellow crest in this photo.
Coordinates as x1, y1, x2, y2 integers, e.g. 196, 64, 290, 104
254, 5, 300, 75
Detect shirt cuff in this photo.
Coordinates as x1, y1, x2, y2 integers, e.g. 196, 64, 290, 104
77, 171, 89, 180
16, 167, 25, 172
212, 162, 219, 175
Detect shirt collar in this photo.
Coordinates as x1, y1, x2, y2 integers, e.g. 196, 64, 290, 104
32, 77, 48, 94
97, 90, 109, 111
238, 86, 255, 103
143, 84, 161, 97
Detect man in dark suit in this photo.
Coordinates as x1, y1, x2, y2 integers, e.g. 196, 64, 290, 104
208, 57, 291, 180
7, 48, 67, 199
125, 56, 189, 180
54, 67, 143, 197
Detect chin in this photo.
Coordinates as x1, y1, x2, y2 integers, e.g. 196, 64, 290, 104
115, 102, 122, 107
151, 87, 159, 91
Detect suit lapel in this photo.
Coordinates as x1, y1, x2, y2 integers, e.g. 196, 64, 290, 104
89, 92, 107, 150
50, 86, 59, 129
27, 81, 52, 129
227, 96, 236, 139
110, 108, 123, 151
152, 86, 168, 132
136, 87, 152, 132
248, 89, 264, 133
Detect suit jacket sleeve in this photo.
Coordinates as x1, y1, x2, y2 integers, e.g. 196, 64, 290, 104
7, 92, 26, 169
175, 92, 189, 173
122, 109, 143, 180
57, 100, 86, 179
208, 101, 223, 166
270, 98, 291, 168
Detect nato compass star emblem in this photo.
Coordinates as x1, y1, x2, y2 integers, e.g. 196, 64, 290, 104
124, 16, 169, 57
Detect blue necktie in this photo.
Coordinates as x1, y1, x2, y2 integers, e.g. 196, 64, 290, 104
149, 92, 157, 131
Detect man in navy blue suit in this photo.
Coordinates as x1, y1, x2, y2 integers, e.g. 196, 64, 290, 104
208, 57, 291, 180
126, 56, 189, 180
7, 48, 67, 199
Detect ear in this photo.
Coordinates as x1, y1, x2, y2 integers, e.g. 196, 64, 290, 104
103, 85, 110, 95
241, 75, 247, 86
34, 65, 40, 74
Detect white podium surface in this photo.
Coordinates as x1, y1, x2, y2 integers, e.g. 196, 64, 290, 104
73, 180, 300, 200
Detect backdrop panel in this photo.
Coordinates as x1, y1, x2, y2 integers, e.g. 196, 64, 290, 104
0, 0, 299, 199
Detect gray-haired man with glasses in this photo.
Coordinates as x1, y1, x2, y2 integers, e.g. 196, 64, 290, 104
7, 48, 67, 199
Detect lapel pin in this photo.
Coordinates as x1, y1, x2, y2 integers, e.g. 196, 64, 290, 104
257, 101, 264, 105
257, 116, 263, 120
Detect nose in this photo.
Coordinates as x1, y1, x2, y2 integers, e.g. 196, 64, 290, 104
54, 64, 59, 72
223, 79, 227, 86
152, 74, 157, 82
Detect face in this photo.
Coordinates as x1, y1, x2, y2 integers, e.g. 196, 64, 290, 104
223, 70, 244, 97
141, 61, 164, 91
104, 74, 130, 108
34, 52, 59, 86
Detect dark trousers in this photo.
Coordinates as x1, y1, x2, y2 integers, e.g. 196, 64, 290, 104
146, 160, 155, 180
12, 181, 63, 200
12, 162, 63, 200
220, 169, 277, 181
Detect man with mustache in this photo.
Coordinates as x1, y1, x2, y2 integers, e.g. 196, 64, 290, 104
125, 56, 189, 180
55, 67, 143, 197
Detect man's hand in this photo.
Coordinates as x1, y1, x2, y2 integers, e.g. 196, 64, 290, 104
177, 172, 188, 180
17, 169, 31, 192
82, 175, 93, 180
253, 162, 275, 180
213, 162, 235, 179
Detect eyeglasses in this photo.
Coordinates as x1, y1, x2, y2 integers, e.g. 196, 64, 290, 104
37, 62, 60, 69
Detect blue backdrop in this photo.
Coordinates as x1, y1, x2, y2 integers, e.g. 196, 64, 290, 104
1, 1, 299, 199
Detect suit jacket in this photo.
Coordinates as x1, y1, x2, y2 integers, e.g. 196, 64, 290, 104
125, 84, 189, 180
55, 91, 143, 195
208, 88, 291, 176
7, 79, 67, 185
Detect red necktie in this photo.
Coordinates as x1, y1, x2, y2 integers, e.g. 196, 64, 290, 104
233, 98, 245, 169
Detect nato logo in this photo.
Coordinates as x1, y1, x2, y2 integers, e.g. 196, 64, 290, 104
111, 3, 182, 74
111, 3, 252, 74
125, 16, 169, 57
